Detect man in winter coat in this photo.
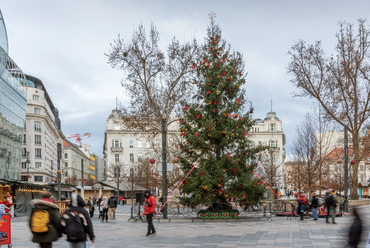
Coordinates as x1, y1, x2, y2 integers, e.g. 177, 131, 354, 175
29, 192, 62, 248
87, 196, 96, 218
108, 193, 118, 222
61, 192, 95, 248
143, 190, 156, 237
310, 193, 319, 220
325, 189, 337, 224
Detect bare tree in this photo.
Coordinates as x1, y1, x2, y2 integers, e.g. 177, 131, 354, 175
288, 20, 370, 199
106, 161, 126, 181
292, 113, 321, 200
285, 161, 305, 193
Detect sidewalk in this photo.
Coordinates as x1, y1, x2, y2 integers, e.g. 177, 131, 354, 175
9, 205, 370, 248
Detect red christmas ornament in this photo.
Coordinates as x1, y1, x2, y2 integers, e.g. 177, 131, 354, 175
206, 91, 211, 95
192, 64, 195, 69
233, 168, 236, 173
184, 105, 188, 109
257, 180, 261, 185
236, 99, 241, 104
213, 109, 215, 113
240, 117, 242, 121
196, 115, 200, 119
234, 68, 237, 72
195, 132, 198, 138
243, 195, 246, 199
351, 160, 355, 165
180, 145, 183, 149
150, 159, 155, 164
222, 59, 224, 63
219, 177, 221, 183
179, 119, 182, 123
222, 70, 226, 76
210, 47, 212, 51
204, 58, 207, 63
244, 131, 248, 136
227, 153, 230, 158
197, 140, 201, 144
202, 170, 204, 176
233, 114, 238, 118
227, 113, 231, 117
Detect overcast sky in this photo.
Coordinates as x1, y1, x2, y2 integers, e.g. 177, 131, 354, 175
2, 1, 370, 157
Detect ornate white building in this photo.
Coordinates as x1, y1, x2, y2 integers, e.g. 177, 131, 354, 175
103, 108, 180, 181
248, 111, 286, 192
22, 75, 64, 184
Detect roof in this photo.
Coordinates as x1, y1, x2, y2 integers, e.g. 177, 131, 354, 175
63, 139, 89, 159
324, 146, 369, 160
264, 111, 279, 121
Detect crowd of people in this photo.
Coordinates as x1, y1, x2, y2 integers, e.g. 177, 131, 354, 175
28, 190, 157, 247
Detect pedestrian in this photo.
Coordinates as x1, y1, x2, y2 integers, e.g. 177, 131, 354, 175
108, 193, 118, 222
97, 194, 103, 212
348, 207, 362, 248
119, 195, 123, 206
296, 192, 307, 221
50, 195, 55, 203
310, 193, 319, 220
101, 196, 109, 222
61, 193, 95, 248
143, 190, 156, 237
87, 196, 96, 218
325, 189, 337, 224
29, 192, 62, 248
61, 195, 66, 201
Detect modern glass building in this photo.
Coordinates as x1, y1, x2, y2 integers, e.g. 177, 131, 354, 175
0, 10, 27, 180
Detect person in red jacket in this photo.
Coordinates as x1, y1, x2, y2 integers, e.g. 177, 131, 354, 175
143, 190, 156, 237
296, 192, 308, 221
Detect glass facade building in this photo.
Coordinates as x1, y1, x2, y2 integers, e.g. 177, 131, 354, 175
0, 10, 27, 180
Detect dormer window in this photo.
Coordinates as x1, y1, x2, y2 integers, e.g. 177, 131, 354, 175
270, 123, 276, 132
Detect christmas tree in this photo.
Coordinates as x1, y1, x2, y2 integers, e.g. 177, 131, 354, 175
179, 20, 265, 210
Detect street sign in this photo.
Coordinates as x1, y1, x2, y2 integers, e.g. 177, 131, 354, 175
157, 162, 173, 172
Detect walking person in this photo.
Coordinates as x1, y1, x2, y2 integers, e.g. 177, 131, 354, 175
87, 196, 96, 218
119, 195, 123, 206
325, 190, 331, 223
101, 196, 109, 222
29, 192, 62, 248
310, 193, 319, 220
97, 194, 103, 211
348, 208, 362, 248
325, 189, 337, 224
61, 193, 95, 248
296, 192, 307, 221
143, 190, 156, 237
108, 193, 118, 222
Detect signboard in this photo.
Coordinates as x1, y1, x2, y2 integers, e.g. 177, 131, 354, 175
157, 163, 173, 172
0, 214, 11, 245
0, 205, 5, 214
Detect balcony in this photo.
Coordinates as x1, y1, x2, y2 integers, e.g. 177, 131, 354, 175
111, 147, 123, 152
269, 147, 280, 151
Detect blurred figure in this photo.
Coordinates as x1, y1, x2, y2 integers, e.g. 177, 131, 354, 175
348, 208, 362, 248
60, 195, 66, 201
296, 192, 307, 221
119, 195, 123, 206
325, 189, 337, 224
310, 193, 319, 220
100, 196, 109, 222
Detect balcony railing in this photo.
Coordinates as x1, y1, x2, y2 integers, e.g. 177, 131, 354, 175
111, 147, 123, 152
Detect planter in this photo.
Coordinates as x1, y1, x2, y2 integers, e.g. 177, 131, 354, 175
200, 211, 239, 219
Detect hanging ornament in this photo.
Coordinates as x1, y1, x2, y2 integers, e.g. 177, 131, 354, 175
222, 131, 226, 135
244, 131, 248, 136
233, 168, 236, 173
223, 113, 227, 117
219, 177, 222, 183
197, 140, 201, 144
192, 64, 196, 69
196, 115, 200, 119
213, 109, 215, 113
222, 59, 224, 63
184, 105, 188, 109
195, 132, 198, 138
208, 134, 212, 137
231, 133, 235, 138
222, 70, 226, 76
233, 114, 238, 118
216, 90, 220, 95
236, 99, 241, 104
192, 81, 196, 84
179, 119, 182, 123
227, 153, 230, 158
206, 91, 211, 95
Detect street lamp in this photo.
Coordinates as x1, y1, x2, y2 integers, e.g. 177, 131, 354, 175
26, 151, 30, 182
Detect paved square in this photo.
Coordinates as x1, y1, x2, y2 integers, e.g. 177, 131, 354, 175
9, 205, 370, 247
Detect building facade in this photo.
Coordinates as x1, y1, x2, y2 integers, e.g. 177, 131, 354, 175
93, 153, 104, 182
103, 108, 180, 181
63, 139, 91, 186
21, 75, 64, 184
0, 10, 27, 180
248, 111, 286, 192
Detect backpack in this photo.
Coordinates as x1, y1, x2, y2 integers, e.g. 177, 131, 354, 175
325, 195, 333, 206
31, 209, 49, 233
63, 210, 85, 240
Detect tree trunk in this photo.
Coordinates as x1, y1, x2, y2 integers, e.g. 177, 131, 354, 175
351, 131, 360, 199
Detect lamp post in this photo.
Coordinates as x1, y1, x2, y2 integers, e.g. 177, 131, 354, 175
344, 125, 349, 212
26, 151, 30, 182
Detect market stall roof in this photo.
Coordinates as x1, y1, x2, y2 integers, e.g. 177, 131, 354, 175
52, 185, 76, 192
75, 185, 115, 191
97, 180, 146, 192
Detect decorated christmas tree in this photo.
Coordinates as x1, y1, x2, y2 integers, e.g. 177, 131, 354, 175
179, 20, 265, 210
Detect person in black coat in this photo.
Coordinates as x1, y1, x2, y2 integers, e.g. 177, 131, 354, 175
348, 208, 362, 248
310, 193, 319, 220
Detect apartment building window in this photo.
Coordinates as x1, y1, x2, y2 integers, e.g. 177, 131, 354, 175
360, 164, 364, 171
34, 108, 41, 115
22, 162, 27, 169
34, 176, 43, 182
34, 121, 41, 132
33, 95, 40, 101
65, 162, 68, 167
35, 135, 42, 145
23, 134, 26, 144
130, 153, 134, 162
115, 154, 120, 162
269, 140, 277, 148
21, 176, 28, 181
65, 153, 68, 159
22, 148, 27, 157
138, 141, 143, 148
112, 140, 122, 148
35, 162, 41, 168
270, 123, 276, 132
129, 140, 133, 148
35, 148, 42, 158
